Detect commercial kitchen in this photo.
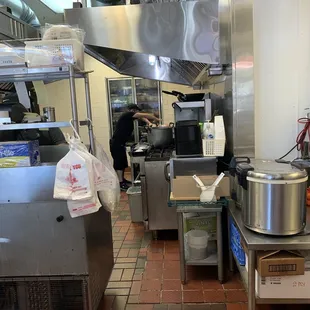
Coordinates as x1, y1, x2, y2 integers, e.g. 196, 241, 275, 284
0, 1, 310, 310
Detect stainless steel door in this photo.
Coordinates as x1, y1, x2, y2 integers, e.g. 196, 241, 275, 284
145, 160, 178, 230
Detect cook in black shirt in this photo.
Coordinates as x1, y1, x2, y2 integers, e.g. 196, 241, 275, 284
110, 104, 159, 191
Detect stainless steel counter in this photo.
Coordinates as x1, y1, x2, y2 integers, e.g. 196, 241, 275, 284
230, 204, 310, 251
228, 203, 310, 310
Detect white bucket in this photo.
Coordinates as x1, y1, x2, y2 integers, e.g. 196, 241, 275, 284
187, 230, 209, 260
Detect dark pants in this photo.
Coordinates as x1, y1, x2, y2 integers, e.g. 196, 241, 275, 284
110, 139, 128, 171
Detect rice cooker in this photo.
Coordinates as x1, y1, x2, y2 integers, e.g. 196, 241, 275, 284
237, 160, 308, 236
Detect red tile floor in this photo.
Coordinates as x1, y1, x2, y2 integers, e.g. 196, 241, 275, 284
99, 191, 308, 310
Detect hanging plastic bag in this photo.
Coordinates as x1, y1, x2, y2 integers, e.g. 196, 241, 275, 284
67, 195, 102, 218
66, 135, 107, 192
95, 139, 120, 212
53, 147, 95, 200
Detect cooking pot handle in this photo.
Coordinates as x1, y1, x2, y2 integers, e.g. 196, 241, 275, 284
169, 122, 174, 128
229, 157, 251, 176
162, 90, 175, 96
164, 161, 170, 182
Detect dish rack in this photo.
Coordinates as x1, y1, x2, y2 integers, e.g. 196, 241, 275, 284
25, 39, 84, 70
202, 115, 226, 157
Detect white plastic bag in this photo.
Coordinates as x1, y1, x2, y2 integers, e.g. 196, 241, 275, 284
67, 135, 106, 192
53, 144, 95, 201
67, 195, 101, 218
95, 139, 120, 212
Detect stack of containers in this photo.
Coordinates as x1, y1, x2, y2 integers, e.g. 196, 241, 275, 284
25, 24, 85, 70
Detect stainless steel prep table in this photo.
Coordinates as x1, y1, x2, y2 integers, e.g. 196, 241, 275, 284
228, 202, 310, 310
176, 202, 224, 284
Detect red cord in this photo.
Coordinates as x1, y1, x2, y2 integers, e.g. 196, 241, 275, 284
297, 118, 310, 151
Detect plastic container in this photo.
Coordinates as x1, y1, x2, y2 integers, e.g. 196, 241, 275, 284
187, 230, 209, 260
25, 39, 84, 70
127, 186, 143, 223
230, 217, 245, 265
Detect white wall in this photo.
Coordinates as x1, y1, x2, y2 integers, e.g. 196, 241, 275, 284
36, 54, 224, 159
253, 0, 310, 160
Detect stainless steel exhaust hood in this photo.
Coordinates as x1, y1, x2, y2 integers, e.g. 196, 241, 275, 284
65, 0, 231, 86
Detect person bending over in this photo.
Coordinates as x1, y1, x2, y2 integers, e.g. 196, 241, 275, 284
110, 104, 159, 191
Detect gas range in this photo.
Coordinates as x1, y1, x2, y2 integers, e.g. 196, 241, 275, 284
130, 143, 151, 157
145, 145, 175, 161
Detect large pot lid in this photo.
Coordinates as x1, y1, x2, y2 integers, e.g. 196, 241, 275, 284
247, 160, 308, 181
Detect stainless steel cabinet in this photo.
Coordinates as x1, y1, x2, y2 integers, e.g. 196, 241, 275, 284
107, 77, 161, 138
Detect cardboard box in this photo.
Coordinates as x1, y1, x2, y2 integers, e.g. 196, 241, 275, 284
257, 250, 305, 277
0, 141, 40, 168
172, 175, 230, 200
245, 253, 310, 299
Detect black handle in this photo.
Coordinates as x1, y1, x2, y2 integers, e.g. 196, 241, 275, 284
56, 215, 64, 223
162, 90, 175, 96
169, 122, 175, 128
229, 157, 251, 176
164, 161, 170, 182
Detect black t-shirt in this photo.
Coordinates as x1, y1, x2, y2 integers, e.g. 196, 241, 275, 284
112, 111, 135, 144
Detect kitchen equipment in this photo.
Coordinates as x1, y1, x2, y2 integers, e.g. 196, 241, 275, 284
229, 157, 251, 206
239, 160, 308, 236
187, 230, 209, 260
162, 90, 205, 102
175, 120, 202, 157
144, 146, 177, 232
147, 123, 174, 148
127, 186, 143, 222
165, 155, 217, 183
43, 106, 56, 122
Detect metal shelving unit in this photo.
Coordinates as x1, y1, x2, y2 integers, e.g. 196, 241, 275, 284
0, 64, 114, 310
228, 202, 310, 310
174, 201, 226, 284
0, 65, 95, 152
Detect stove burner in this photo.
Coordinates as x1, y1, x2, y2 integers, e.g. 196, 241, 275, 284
146, 145, 175, 160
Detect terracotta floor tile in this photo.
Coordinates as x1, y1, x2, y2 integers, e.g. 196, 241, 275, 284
127, 295, 139, 304
139, 290, 160, 303
163, 261, 180, 270
182, 290, 204, 303
147, 252, 164, 261
148, 247, 164, 253
165, 246, 180, 253
121, 269, 135, 281
182, 280, 203, 291
143, 269, 163, 280
130, 281, 142, 295
163, 269, 181, 280
126, 305, 154, 310
162, 280, 182, 291
226, 304, 242, 310
146, 261, 164, 269
202, 279, 223, 290
133, 274, 143, 281
165, 241, 179, 247
164, 253, 180, 261
141, 279, 161, 291
162, 291, 182, 303
203, 289, 226, 303
223, 275, 244, 289
225, 290, 248, 303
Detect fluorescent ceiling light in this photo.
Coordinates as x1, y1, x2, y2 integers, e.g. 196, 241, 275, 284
39, 0, 86, 13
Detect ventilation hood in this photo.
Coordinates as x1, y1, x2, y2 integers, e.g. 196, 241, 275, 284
65, 0, 231, 87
